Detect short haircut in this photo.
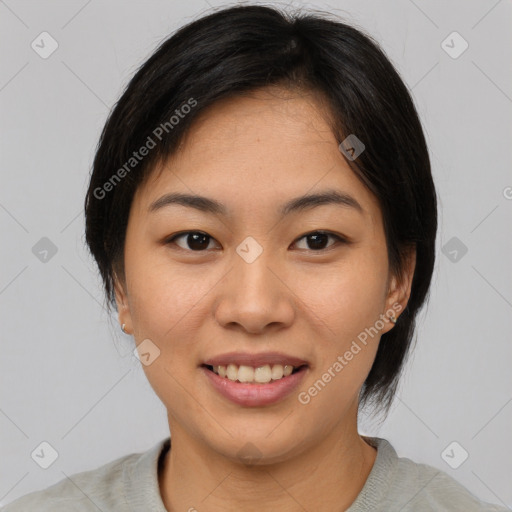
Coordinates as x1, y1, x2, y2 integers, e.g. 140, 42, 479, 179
84, 4, 438, 420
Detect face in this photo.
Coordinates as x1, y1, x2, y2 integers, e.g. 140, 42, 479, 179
115, 87, 414, 464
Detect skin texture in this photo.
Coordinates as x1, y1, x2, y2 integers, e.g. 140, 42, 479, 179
114, 86, 416, 511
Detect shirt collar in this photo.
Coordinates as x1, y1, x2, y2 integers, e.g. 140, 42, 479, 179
122, 435, 396, 511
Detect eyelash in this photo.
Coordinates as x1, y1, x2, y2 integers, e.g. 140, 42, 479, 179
164, 230, 349, 253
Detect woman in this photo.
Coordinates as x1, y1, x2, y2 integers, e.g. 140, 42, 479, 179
3, 4, 507, 511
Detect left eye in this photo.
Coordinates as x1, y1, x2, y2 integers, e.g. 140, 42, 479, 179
293, 231, 346, 251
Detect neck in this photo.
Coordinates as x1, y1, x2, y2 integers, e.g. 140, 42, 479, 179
159, 412, 377, 511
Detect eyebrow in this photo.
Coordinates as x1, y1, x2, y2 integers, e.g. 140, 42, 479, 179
148, 189, 364, 217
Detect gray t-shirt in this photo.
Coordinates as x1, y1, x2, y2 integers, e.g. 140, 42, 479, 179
2, 436, 508, 511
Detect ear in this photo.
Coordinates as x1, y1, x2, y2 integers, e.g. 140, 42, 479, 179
114, 272, 133, 335
380, 246, 416, 335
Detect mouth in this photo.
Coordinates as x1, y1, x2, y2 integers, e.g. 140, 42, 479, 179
201, 362, 309, 407
201, 363, 308, 384
200, 352, 310, 406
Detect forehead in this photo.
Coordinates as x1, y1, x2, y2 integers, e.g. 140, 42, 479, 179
174, 86, 336, 160
133, 87, 381, 225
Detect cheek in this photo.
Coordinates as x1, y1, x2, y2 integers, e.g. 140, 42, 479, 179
291, 248, 388, 403
129, 270, 206, 338
125, 251, 221, 367
293, 277, 385, 426
296, 250, 389, 337
125, 261, 214, 410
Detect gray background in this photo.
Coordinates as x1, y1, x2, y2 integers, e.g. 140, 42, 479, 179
1, 0, 511, 508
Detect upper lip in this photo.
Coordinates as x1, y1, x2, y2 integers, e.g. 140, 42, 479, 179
202, 351, 309, 368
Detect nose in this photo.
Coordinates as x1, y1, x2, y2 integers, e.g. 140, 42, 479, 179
213, 248, 295, 335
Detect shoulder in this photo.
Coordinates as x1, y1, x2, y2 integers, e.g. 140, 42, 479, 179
372, 438, 509, 511
1, 439, 168, 512
391, 456, 507, 511
1, 454, 132, 512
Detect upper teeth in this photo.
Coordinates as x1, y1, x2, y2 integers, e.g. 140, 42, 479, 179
212, 364, 296, 383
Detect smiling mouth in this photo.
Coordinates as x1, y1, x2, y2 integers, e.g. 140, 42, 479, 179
202, 363, 307, 384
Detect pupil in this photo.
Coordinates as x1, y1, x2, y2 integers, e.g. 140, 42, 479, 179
308, 233, 328, 250
188, 233, 209, 250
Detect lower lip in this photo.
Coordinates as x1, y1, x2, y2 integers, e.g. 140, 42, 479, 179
201, 366, 308, 407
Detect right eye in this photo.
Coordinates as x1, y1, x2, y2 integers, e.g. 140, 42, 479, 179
165, 231, 220, 252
